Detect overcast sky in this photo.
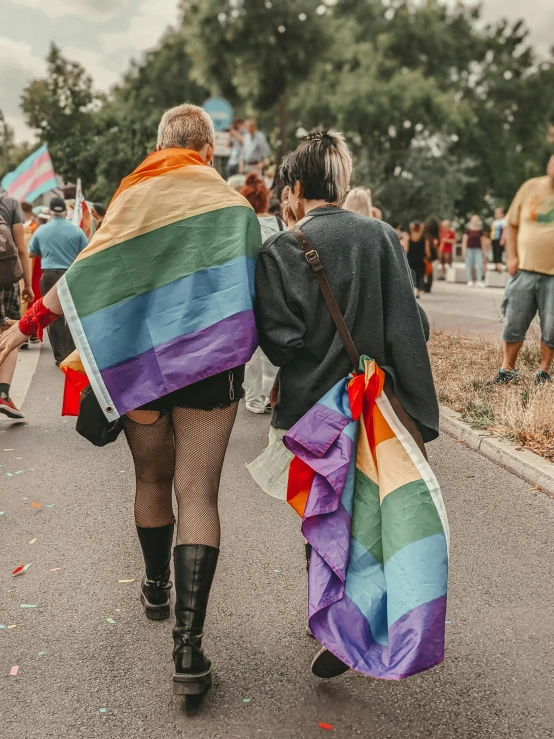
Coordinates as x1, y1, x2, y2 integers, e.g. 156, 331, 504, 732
1, 0, 553, 142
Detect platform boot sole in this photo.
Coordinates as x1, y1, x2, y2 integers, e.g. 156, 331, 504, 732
141, 592, 170, 621
172, 667, 212, 695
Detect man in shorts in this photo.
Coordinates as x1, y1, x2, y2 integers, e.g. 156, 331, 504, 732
492, 155, 554, 384
0, 189, 34, 418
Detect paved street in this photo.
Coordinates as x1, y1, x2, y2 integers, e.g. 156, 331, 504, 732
2, 335, 554, 739
422, 279, 505, 337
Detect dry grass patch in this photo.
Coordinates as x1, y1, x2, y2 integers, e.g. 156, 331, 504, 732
428, 330, 554, 462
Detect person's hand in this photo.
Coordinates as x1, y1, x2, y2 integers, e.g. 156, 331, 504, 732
270, 379, 279, 408
0, 323, 29, 365
507, 256, 519, 277
22, 285, 34, 304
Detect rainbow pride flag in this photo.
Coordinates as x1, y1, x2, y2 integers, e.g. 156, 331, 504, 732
1, 145, 57, 202
284, 358, 449, 679
58, 148, 261, 420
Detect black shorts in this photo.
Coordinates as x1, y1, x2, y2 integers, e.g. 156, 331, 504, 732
138, 366, 245, 412
492, 240, 504, 264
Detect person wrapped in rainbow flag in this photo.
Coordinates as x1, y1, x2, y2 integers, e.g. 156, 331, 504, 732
0, 104, 262, 698
249, 131, 448, 681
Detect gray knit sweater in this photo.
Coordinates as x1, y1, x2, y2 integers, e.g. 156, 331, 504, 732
254, 207, 439, 442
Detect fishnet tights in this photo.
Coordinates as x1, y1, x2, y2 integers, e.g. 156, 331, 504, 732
123, 405, 237, 548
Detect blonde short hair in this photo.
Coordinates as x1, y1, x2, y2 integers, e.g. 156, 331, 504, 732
343, 187, 373, 217
157, 103, 215, 151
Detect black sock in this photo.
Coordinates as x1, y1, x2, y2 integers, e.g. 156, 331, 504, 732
0, 383, 10, 399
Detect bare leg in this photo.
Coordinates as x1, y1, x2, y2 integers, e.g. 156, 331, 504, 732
502, 341, 523, 371
0, 327, 18, 387
539, 342, 554, 373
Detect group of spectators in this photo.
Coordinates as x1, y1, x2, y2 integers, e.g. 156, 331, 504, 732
0, 191, 104, 419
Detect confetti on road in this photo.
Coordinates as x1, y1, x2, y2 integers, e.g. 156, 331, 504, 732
118, 579, 135, 583
99, 708, 107, 714
23, 563, 32, 571
10, 666, 19, 676
445, 620, 452, 624
0, 511, 4, 515
20, 604, 38, 609
50, 568, 61, 572
12, 566, 25, 576
115, 609, 121, 612
7, 589, 14, 593
15, 471, 23, 474
7, 625, 17, 629
318, 723, 334, 731
242, 698, 251, 704
38, 651, 45, 656
107, 618, 116, 624
46, 504, 56, 508
3, 448, 14, 451
31, 502, 41, 509
6, 473, 13, 477
16, 457, 22, 460
29, 538, 37, 545
0, 625, 5, 629
274, 569, 281, 573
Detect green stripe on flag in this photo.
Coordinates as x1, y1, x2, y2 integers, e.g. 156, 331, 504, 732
381, 479, 444, 564
351, 468, 383, 564
66, 205, 260, 318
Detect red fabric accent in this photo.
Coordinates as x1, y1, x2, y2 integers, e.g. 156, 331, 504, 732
29, 257, 42, 309
287, 456, 316, 518
18, 298, 60, 340
61, 368, 88, 416
347, 373, 365, 421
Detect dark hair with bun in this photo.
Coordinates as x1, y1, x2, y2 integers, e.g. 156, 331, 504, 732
240, 172, 270, 215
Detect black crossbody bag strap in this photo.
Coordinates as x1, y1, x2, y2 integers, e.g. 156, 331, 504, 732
291, 226, 360, 371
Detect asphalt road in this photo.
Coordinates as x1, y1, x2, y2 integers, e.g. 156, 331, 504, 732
2, 345, 554, 739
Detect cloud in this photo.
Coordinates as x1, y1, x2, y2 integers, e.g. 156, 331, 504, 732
101, 0, 178, 56
0, 38, 45, 117
16, 0, 132, 20
63, 46, 121, 91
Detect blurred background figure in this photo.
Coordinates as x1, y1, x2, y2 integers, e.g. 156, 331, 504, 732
240, 118, 270, 174
91, 203, 106, 229
403, 221, 428, 299
423, 216, 440, 293
343, 186, 373, 216
227, 118, 245, 178
239, 172, 281, 414
227, 173, 246, 191
462, 214, 487, 287
490, 207, 507, 272
438, 219, 456, 280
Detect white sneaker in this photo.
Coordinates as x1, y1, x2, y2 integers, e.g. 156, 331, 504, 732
477, 281, 486, 288
245, 403, 266, 414
467, 281, 474, 287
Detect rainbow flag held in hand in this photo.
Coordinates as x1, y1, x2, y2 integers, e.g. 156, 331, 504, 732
284, 357, 449, 679
58, 149, 261, 420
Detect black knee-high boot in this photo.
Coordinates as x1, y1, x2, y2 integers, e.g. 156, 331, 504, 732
136, 522, 174, 620
172, 544, 219, 696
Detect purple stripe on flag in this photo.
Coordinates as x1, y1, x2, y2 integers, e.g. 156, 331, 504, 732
100, 310, 257, 414
304, 504, 352, 594
285, 403, 350, 459
310, 591, 446, 680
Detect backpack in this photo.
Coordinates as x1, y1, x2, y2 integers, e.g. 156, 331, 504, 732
0, 206, 23, 288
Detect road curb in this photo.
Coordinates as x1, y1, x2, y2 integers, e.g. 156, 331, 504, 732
439, 406, 554, 495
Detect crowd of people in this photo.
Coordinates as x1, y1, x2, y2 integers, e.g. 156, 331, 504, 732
0, 102, 552, 700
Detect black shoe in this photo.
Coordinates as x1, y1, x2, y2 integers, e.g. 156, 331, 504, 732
311, 646, 350, 679
536, 370, 552, 385
136, 522, 174, 620
490, 368, 519, 385
172, 544, 219, 696
20, 340, 30, 350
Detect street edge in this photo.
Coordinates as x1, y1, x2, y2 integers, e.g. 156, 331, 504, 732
439, 406, 554, 495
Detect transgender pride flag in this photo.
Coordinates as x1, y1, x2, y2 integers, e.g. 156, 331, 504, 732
1, 145, 57, 202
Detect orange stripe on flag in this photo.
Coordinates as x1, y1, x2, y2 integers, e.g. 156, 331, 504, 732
287, 456, 315, 518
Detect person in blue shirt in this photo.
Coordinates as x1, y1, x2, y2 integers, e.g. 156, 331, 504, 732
29, 197, 88, 364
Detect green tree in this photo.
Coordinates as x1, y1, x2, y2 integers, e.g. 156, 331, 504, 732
180, 0, 332, 162
21, 43, 99, 190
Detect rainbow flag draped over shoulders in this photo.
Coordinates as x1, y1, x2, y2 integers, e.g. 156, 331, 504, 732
58, 148, 261, 420
284, 357, 449, 679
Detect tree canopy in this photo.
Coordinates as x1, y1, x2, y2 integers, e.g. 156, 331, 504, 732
12, 0, 554, 224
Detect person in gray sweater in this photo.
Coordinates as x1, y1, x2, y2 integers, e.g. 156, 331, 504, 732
254, 131, 439, 443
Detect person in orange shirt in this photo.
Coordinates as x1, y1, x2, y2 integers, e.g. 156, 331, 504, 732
438, 219, 456, 280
